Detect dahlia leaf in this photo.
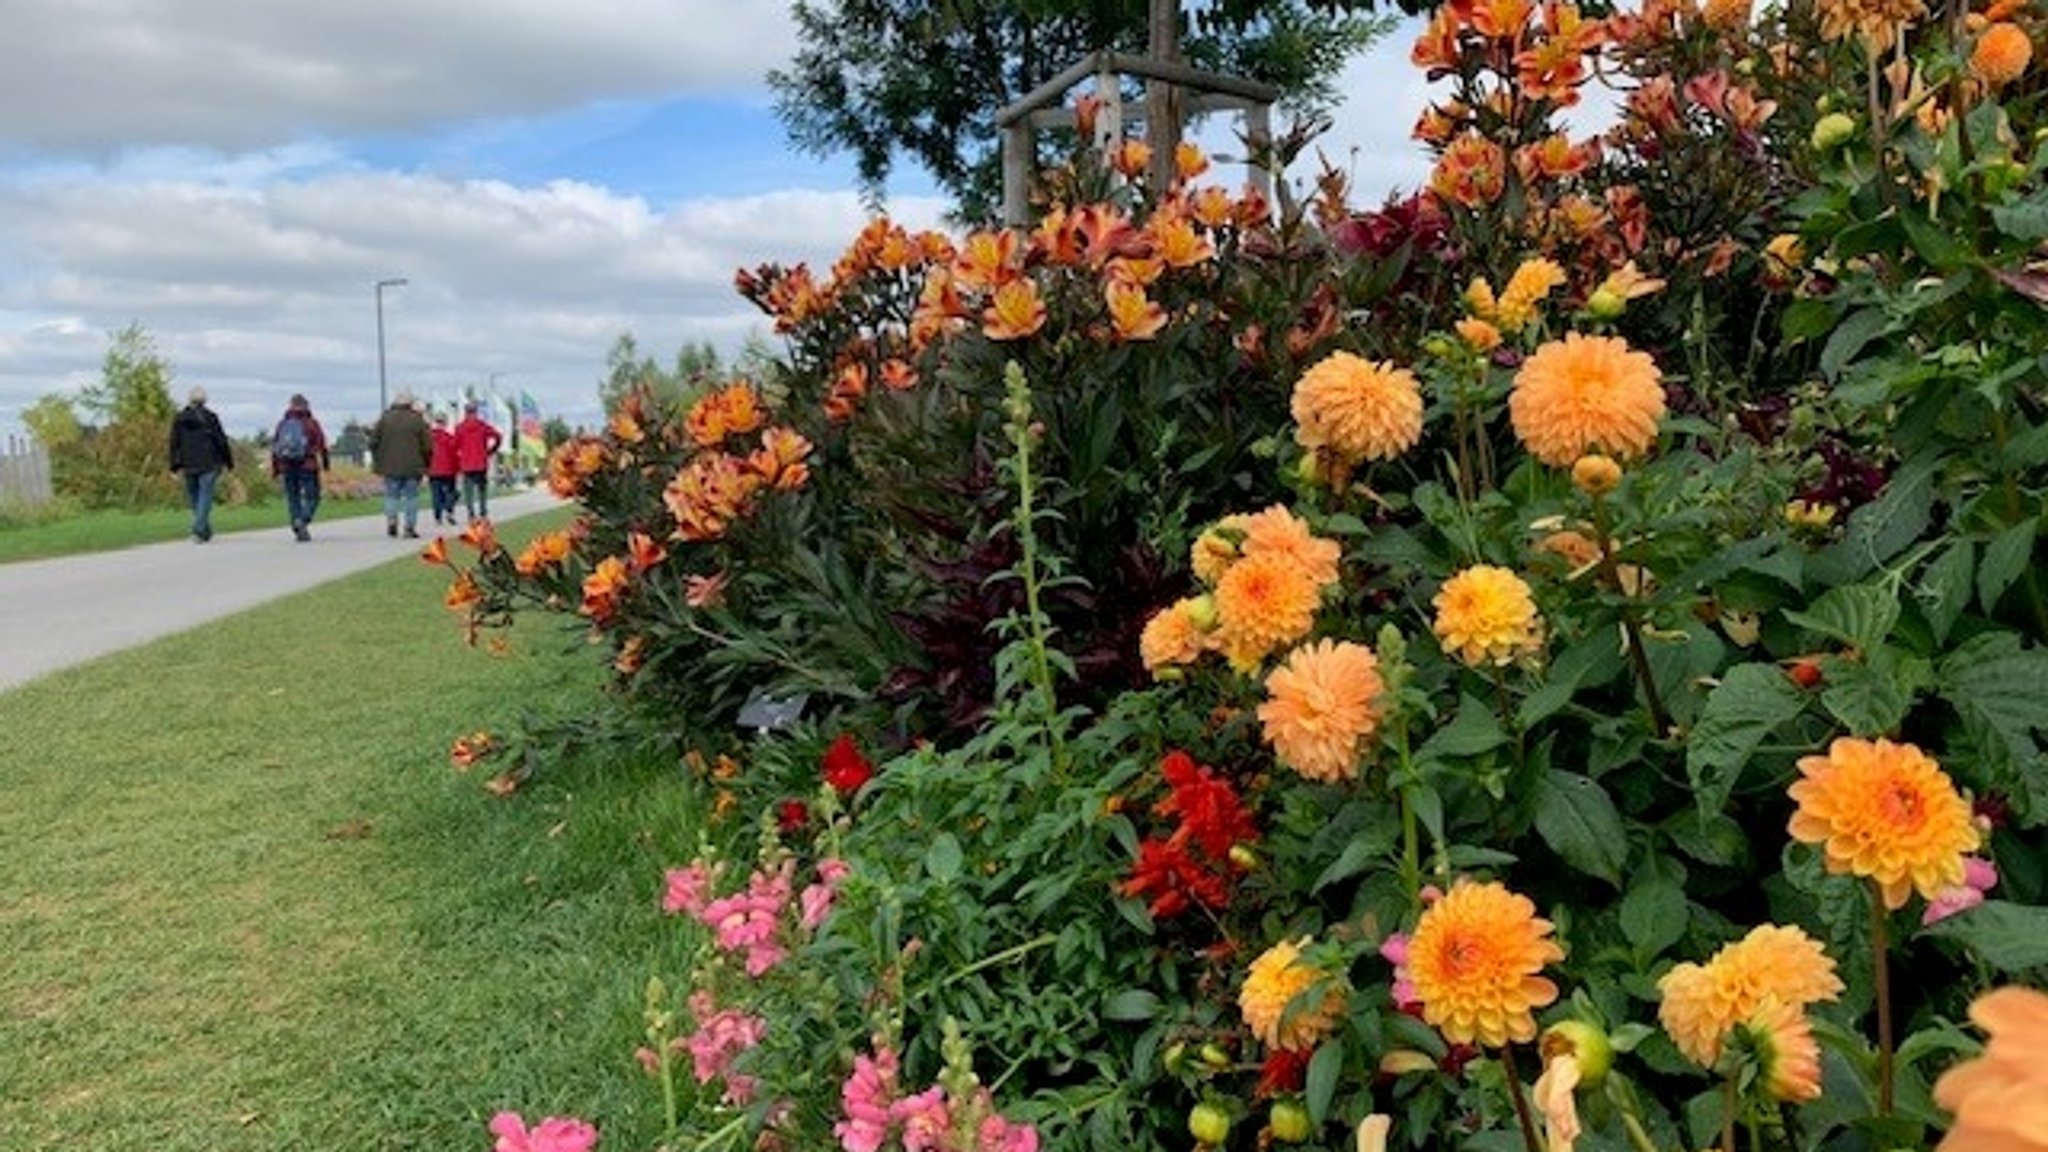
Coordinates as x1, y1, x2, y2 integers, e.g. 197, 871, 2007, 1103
1922, 900, 2048, 973
1784, 583, 1898, 654
1534, 770, 1627, 886
1687, 663, 1809, 819
1976, 519, 2036, 615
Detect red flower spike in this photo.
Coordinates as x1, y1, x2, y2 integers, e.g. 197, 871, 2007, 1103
821, 733, 875, 796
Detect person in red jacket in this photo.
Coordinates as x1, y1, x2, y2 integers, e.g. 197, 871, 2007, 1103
428, 409, 461, 526
269, 393, 331, 542
453, 400, 503, 522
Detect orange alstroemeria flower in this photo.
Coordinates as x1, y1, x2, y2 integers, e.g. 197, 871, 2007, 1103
685, 570, 731, 609
580, 555, 632, 623
1472, 0, 1534, 39
445, 571, 481, 611
1105, 280, 1169, 342
420, 537, 450, 566
1149, 212, 1215, 269
1174, 140, 1211, 182
1431, 133, 1509, 208
983, 279, 1048, 341
459, 518, 499, 555
626, 531, 667, 574
1186, 186, 1235, 229
1031, 204, 1084, 266
1412, 7, 1463, 71
1113, 138, 1153, 179
954, 229, 1020, 292
1073, 203, 1137, 266
879, 358, 918, 391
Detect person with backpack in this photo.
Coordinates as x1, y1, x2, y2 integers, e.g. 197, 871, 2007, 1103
270, 393, 330, 542
166, 386, 234, 542
369, 392, 434, 538
427, 409, 460, 526
453, 400, 503, 522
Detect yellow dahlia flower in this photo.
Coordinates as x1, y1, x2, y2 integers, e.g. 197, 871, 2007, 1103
1239, 936, 1349, 1051
1788, 737, 1978, 909
1292, 351, 1426, 463
1432, 565, 1545, 667
1407, 879, 1563, 1047
1934, 986, 2048, 1151
1212, 552, 1323, 671
1510, 333, 1666, 468
1259, 639, 1386, 783
1657, 924, 1842, 1066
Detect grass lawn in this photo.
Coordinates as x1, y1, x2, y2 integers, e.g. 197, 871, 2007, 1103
0, 513, 702, 1151
0, 497, 387, 564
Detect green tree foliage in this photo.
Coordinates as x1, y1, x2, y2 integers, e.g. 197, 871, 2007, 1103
596, 333, 723, 419
79, 323, 177, 429
770, 0, 1386, 218
21, 394, 83, 450
39, 323, 222, 509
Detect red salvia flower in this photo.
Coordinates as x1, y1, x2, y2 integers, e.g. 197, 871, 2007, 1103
821, 733, 875, 796
1155, 750, 1258, 859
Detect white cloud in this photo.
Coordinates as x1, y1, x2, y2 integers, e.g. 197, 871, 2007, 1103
0, 0, 797, 153
0, 172, 947, 438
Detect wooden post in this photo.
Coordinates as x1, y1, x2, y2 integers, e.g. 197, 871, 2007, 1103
1244, 102, 1274, 204
1002, 120, 1033, 227
1144, 0, 1182, 194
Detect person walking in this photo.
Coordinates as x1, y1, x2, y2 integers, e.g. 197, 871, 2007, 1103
428, 410, 460, 526
166, 386, 234, 543
369, 392, 434, 538
454, 400, 503, 522
270, 393, 330, 542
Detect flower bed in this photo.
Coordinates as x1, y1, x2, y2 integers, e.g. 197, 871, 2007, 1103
454, 1, 2048, 1148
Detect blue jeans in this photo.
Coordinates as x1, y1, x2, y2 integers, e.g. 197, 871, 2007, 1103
429, 476, 459, 521
282, 468, 321, 527
382, 475, 422, 529
183, 469, 219, 539
462, 470, 490, 519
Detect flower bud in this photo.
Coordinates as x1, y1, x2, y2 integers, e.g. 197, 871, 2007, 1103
1811, 112, 1856, 152
1539, 1020, 1613, 1088
1185, 593, 1219, 632
1228, 843, 1261, 871
1378, 1049, 1437, 1076
1571, 454, 1622, 496
1585, 287, 1627, 320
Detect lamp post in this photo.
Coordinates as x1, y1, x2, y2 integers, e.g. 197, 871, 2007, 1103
375, 277, 408, 412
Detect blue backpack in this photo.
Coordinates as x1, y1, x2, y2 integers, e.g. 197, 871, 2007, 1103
273, 414, 310, 463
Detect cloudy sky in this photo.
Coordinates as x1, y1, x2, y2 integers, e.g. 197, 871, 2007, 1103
0, 1, 1437, 443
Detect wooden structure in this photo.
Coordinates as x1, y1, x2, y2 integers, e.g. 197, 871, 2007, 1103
994, 48, 1281, 226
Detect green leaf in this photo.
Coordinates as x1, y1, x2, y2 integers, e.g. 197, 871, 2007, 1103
1939, 632, 2048, 819
1978, 520, 2037, 614
1306, 1037, 1345, 1122
1103, 989, 1161, 1022
1780, 297, 1837, 344
1993, 189, 2048, 241
925, 832, 963, 882
1809, 456, 1938, 584
1619, 875, 1689, 959
1417, 695, 1509, 762
1923, 901, 2048, 972
1900, 211, 1969, 272
1784, 583, 1899, 652
1818, 649, 1927, 736
1313, 825, 1398, 894
1820, 307, 1892, 380
1533, 770, 1628, 886
1686, 664, 1810, 818
1917, 542, 1975, 646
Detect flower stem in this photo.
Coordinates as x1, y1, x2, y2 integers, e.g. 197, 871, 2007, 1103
1500, 1046, 1543, 1152
933, 932, 1060, 991
1721, 1078, 1737, 1152
1871, 884, 1895, 1116
1591, 494, 1670, 738
1400, 782, 1422, 915
1621, 1110, 1662, 1152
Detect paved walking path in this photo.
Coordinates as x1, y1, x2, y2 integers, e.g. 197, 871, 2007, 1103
0, 488, 561, 693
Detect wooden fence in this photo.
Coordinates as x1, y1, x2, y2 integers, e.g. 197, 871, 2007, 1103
0, 435, 52, 508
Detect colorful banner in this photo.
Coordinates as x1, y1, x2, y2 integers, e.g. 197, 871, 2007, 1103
518, 390, 543, 442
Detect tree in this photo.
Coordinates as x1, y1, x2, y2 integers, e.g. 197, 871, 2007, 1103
21, 394, 83, 450
770, 0, 1386, 219
79, 322, 177, 429
597, 333, 724, 418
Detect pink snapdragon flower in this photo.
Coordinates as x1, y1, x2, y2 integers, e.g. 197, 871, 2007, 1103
661, 862, 715, 917
1923, 855, 2000, 925
834, 1046, 900, 1152
1379, 932, 1420, 1011
702, 861, 795, 975
801, 857, 853, 930
978, 1113, 1041, 1152
685, 989, 767, 1103
890, 1086, 952, 1151
488, 1111, 599, 1152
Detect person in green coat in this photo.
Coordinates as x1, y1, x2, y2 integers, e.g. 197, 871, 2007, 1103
369, 392, 435, 538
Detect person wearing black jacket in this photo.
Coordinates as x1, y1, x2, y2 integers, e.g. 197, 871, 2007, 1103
167, 387, 234, 542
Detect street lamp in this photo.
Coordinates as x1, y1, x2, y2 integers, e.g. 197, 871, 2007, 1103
375, 277, 408, 412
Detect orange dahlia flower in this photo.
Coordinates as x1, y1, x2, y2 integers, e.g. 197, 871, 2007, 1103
1788, 737, 1978, 909
1259, 639, 1386, 783
1140, 597, 1212, 675
1510, 333, 1666, 467
1235, 505, 1342, 589
1934, 986, 2048, 1151
1212, 552, 1323, 671
1972, 22, 2033, 85
1456, 317, 1503, 352
1495, 258, 1568, 333
1432, 565, 1544, 667
1291, 351, 1426, 463
1657, 924, 1842, 1066
1240, 936, 1349, 1051
1407, 879, 1563, 1047
1743, 996, 1823, 1103
1817, 0, 1927, 46
1571, 454, 1622, 496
